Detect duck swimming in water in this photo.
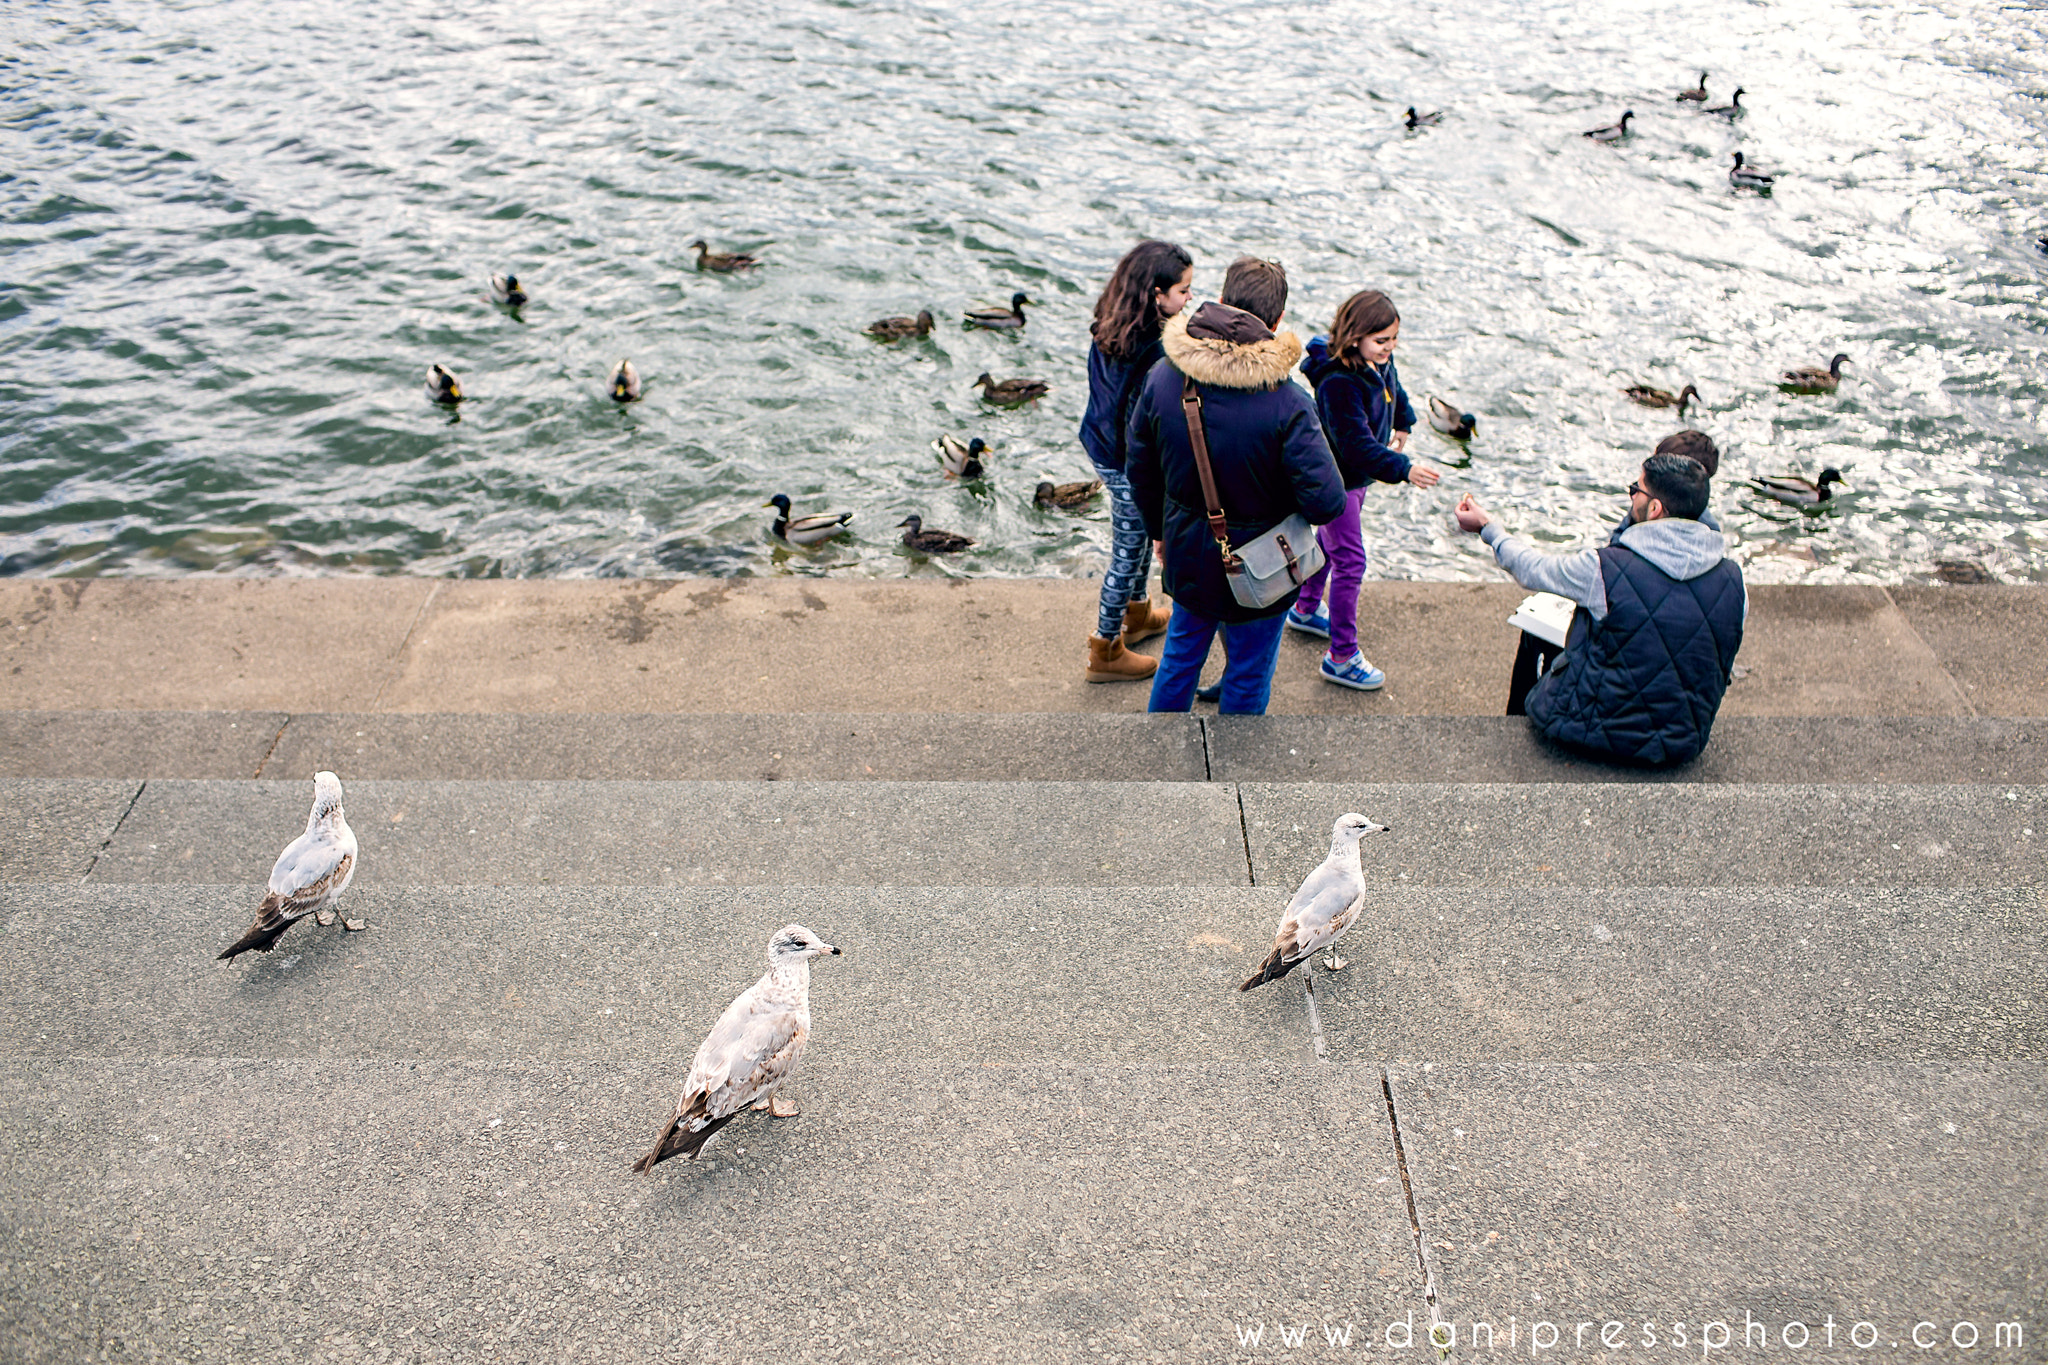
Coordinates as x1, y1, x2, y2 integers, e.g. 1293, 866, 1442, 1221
1426, 395, 1477, 440
1623, 382, 1700, 413
489, 273, 527, 307
1034, 478, 1103, 510
933, 434, 988, 480
1584, 110, 1634, 141
865, 310, 935, 340
766, 494, 853, 546
689, 239, 759, 272
1677, 72, 1709, 103
1405, 107, 1443, 129
425, 363, 463, 405
897, 515, 974, 554
963, 292, 1033, 330
1747, 467, 1846, 511
1779, 354, 1851, 393
1704, 87, 1746, 118
1728, 152, 1774, 192
607, 358, 642, 403
972, 373, 1049, 406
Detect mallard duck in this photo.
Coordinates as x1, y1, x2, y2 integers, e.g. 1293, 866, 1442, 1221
1934, 558, 1993, 584
1704, 87, 1745, 118
1623, 382, 1700, 413
972, 372, 1049, 405
607, 358, 642, 403
1405, 107, 1442, 129
1747, 467, 1846, 510
689, 239, 759, 272
897, 515, 974, 553
1034, 478, 1102, 510
964, 292, 1033, 330
933, 434, 988, 480
1584, 110, 1634, 141
1728, 152, 1775, 192
489, 273, 527, 306
425, 363, 463, 405
866, 310, 934, 340
1779, 353, 1851, 393
766, 494, 853, 546
1677, 72, 1709, 103
1426, 395, 1477, 440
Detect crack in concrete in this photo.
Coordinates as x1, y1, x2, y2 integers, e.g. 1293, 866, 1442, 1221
252, 714, 293, 778
368, 581, 441, 710
1233, 785, 1255, 886
1381, 1068, 1451, 1357
1197, 717, 1213, 782
1880, 585, 1977, 719
80, 779, 147, 884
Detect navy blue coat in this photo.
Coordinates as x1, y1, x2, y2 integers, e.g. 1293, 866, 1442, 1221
1527, 545, 1746, 766
1079, 337, 1165, 473
1299, 338, 1415, 489
1126, 359, 1347, 622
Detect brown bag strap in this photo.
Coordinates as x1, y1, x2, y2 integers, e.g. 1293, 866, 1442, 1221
1181, 374, 1234, 556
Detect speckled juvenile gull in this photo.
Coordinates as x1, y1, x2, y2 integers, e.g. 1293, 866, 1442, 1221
1240, 812, 1385, 992
634, 923, 841, 1171
217, 771, 361, 961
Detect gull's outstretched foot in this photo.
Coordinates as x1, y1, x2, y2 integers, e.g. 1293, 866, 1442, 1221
1325, 950, 1347, 971
341, 918, 366, 932
768, 1094, 801, 1118
314, 910, 337, 927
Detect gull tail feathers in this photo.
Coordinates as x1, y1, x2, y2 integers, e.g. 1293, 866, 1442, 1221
218, 896, 295, 961
1239, 944, 1304, 992
633, 1106, 735, 1172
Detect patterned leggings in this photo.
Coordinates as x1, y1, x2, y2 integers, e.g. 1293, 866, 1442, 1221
1094, 461, 1155, 639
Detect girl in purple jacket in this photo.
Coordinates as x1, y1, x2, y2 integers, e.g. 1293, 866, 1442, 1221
1293, 290, 1441, 689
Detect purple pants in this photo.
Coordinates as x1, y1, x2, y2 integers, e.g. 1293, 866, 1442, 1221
1297, 486, 1368, 659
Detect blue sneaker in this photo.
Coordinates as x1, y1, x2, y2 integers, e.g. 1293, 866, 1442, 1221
1285, 603, 1331, 638
1320, 651, 1385, 691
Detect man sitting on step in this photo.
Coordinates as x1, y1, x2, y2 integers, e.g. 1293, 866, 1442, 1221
1453, 453, 1746, 767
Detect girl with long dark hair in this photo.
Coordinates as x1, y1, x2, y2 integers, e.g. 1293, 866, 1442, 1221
1078, 240, 1194, 682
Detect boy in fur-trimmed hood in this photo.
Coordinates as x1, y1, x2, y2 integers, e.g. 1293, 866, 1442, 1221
1126, 257, 1348, 714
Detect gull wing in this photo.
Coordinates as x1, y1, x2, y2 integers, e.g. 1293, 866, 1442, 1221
682, 984, 809, 1122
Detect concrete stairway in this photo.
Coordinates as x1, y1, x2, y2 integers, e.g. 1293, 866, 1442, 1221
1, 709, 2043, 1363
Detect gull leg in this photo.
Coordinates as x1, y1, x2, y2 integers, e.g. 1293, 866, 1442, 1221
314, 910, 337, 928
767, 1094, 801, 1118
1325, 946, 1347, 972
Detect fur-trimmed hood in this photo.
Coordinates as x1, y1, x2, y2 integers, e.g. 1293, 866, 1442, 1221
1162, 304, 1304, 391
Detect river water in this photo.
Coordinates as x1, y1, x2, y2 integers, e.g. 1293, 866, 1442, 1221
4, 0, 2045, 583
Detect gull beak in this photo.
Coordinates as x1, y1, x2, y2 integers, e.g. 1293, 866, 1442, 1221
827, 944, 841, 956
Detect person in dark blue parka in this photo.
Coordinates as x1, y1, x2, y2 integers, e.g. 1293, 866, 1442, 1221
1126, 257, 1347, 714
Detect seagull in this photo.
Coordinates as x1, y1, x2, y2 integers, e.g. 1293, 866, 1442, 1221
1240, 813, 1386, 992
218, 772, 361, 960
634, 924, 841, 1171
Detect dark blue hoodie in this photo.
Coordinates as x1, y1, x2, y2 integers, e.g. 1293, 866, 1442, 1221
1300, 337, 1416, 490
1080, 336, 1166, 473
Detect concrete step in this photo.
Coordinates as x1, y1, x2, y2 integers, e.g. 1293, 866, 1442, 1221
0, 1057, 1413, 1365
5, 709, 2045, 783
6, 777, 2038, 890
1387, 1060, 2046, 1338
4, 885, 2040, 1066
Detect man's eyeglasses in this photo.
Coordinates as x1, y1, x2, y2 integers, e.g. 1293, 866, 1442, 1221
1627, 482, 1646, 499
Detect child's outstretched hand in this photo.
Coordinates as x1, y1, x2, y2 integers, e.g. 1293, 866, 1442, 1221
1407, 463, 1440, 489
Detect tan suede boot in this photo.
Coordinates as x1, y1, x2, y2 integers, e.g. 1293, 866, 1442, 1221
1121, 596, 1172, 646
1085, 632, 1157, 683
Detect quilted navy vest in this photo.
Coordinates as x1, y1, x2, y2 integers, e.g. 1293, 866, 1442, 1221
1526, 545, 1745, 767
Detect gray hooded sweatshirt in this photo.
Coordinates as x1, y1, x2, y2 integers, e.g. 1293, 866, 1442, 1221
1480, 516, 1747, 622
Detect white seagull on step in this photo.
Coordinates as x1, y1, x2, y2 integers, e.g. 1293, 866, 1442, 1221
1240, 812, 1386, 992
634, 923, 841, 1171
218, 771, 362, 960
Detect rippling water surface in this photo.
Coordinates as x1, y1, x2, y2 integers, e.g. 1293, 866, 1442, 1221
4, 0, 2046, 582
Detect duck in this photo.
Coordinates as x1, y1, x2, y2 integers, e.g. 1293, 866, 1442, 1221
1404, 107, 1443, 129
1677, 72, 1709, 103
972, 372, 1049, 406
1704, 87, 1745, 118
488, 273, 527, 307
933, 434, 988, 480
689, 239, 759, 272
607, 358, 643, 403
1728, 151, 1775, 192
1747, 467, 1846, 510
963, 292, 1033, 330
1034, 478, 1103, 510
765, 494, 853, 546
1584, 110, 1634, 141
1426, 395, 1477, 440
897, 515, 974, 553
1779, 353, 1851, 393
865, 310, 935, 340
1623, 381, 1701, 413
424, 363, 463, 405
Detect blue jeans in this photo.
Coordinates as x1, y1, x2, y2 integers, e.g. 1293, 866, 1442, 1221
1092, 461, 1155, 639
1148, 606, 1289, 715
